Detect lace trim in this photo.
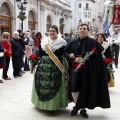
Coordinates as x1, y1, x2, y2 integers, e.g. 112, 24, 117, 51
41, 37, 66, 52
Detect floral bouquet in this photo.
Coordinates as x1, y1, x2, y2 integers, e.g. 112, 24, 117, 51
104, 58, 113, 73
29, 54, 39, 73
74, 48, 96, 73
105, 58, 115, 87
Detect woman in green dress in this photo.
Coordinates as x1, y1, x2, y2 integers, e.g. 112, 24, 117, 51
31, 25, 68, 111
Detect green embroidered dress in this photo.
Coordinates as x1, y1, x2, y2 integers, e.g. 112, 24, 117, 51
31, 37, 68, 110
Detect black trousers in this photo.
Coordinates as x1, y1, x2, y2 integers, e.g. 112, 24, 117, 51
13, 68, 20, 77
2, 56, 10, 78
111, 44, 119, 67
70, 67, 84, 92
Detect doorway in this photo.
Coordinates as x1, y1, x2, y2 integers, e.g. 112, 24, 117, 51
0, 16, 11, 38
0, 3, 11, 38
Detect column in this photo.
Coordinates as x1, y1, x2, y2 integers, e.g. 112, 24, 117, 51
40, 5, 45, 37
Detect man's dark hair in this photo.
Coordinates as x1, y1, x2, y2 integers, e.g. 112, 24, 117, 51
78, 23, 89, 31
64, 33, 68, 37
17, 29, 23, 34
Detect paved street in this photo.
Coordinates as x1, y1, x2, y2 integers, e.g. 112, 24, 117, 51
0, 60, 120, 120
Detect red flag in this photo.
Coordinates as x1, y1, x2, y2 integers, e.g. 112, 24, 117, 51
112, 5, 120, 25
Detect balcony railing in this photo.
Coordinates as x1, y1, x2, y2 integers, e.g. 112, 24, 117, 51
83, 7, 92, 11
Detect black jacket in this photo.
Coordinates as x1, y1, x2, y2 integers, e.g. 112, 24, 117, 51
10, 38, 24, 69
0, 42, 6, 67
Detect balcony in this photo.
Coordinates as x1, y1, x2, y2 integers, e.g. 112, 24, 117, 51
83, 7, 92, 11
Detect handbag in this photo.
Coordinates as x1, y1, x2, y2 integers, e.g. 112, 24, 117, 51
108, 72, 115, 87
0, 52, 4, 57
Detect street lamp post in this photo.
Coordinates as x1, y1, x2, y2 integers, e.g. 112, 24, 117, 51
60, 11, 65, 34
16, 0, 27, 30
60, 11, 65, 21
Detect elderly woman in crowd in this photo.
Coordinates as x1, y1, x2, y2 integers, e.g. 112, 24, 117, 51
1, 32, 12, 80
10, 31, 25, 78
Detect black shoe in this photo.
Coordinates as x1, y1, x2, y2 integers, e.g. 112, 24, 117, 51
17, 74, 22, 77
20, 71, 26, 74
80, 109, 89, 118
71, 107, 78, 116
0, 80, 3, 83
116, 66, 118, 68
22, 71, 26, 73
14, 76, 17, 78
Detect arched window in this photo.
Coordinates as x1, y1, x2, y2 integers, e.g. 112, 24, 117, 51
0, 3, 11, 37
0, 3, 10, 16
86, 3, 89, 9
79, 3, 82, 8
28, 11, 35, 30
59, 18, 64, 34
46, 15, 51, 31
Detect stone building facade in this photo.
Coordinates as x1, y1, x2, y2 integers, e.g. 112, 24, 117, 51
0, 0, 71, 37
69, 0, 104, 34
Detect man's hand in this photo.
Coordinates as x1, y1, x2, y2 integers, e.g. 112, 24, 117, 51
4, 49, 6, 52
69, 53, 75, 58
75, 57, 85, 64
110, 42, 114, 47
75, 57, 80, 63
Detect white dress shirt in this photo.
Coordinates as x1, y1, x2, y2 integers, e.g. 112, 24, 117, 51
109, 33, 120, 45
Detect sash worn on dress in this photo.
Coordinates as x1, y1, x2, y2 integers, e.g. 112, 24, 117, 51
45, 44, 68, 80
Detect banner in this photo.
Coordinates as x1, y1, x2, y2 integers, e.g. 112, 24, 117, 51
103, 13, 111, 34
112, 5, 120, 25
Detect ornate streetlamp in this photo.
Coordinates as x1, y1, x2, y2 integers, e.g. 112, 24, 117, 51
16, 0, 27, 30
59, 11, 65, 34
61, 11, 65, 20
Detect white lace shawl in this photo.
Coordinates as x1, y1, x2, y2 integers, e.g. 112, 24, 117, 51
102, 41, 109, 53
102, 41, 109, 59
41, 37, 67, 52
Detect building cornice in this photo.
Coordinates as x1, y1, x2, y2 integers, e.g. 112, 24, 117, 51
59, 0, 71, 7
43, 0, 71, 13
45, 0, 71, 7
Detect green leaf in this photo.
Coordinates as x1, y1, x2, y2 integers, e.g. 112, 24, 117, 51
17, 14, 27, 21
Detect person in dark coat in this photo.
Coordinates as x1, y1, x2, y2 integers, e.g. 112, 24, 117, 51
10, 31, 25, 78
97, 33, 114, 87
17, 29, 26, 74
63, 33, 71, 44
64, 23, 110, 118
0, 42, 6, 83
17, 29, 25, 51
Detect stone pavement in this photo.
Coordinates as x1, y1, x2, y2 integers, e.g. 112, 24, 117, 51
0, 60, 120, 120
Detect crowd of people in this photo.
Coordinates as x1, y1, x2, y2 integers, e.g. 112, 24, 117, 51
0, 23, 120, 118
0, 29, 42, 83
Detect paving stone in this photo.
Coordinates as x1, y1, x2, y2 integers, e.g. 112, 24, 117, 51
0, 60, 120, 120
